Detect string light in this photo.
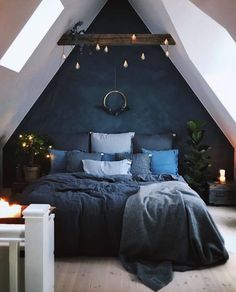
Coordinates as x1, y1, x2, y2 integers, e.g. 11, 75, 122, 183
141, 53, 145, 60
131, 34, 136, 41
75, 61, 80, 70
104, 46, 109, 53
123, 60, 128, 68
96, 43, 101, 51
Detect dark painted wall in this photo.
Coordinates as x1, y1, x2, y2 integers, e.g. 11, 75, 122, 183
3, 0, 234, 186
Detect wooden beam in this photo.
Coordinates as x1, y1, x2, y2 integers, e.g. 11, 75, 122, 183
57, 33, 175, 46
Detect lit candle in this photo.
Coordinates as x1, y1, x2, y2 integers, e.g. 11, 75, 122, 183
219, 169, 226, 184
0, 198, 21, 218
131, 34, 136, 41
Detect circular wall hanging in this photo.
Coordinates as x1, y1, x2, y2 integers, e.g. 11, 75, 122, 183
103, 90, 128, 116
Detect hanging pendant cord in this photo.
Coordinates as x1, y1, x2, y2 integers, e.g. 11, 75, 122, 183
114, 65, 117, 90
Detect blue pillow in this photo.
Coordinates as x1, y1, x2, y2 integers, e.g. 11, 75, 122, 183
101, 153, 116, 161
142, 148, 179, 175
49, 149, 67, 173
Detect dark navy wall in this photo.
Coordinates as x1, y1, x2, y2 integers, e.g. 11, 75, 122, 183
3, 0, 234, 185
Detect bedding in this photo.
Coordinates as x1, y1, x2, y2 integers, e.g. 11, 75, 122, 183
16, 173, 228, 291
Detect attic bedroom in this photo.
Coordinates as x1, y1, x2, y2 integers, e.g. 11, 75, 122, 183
0, 0, 235, 291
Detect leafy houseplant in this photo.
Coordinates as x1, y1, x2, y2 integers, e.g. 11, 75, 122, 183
17, 133, 52, 182
183, 120, 211, 200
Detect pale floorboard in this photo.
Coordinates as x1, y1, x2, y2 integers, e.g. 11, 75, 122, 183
54, 206, 236, 291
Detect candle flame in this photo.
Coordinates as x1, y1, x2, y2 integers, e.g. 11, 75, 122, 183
0, 198, 21, 218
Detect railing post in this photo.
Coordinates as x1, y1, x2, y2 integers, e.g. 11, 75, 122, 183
23, 204, 54, 292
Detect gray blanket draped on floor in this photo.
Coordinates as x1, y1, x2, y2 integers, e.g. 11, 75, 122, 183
119, 181, 229, 291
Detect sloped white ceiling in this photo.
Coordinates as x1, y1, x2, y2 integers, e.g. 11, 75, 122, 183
191, 0, 236, 41
0, 0, 107, 143
0, 0, 236, 157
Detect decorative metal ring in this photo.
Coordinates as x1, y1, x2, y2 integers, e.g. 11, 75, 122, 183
103, 90, 128, 116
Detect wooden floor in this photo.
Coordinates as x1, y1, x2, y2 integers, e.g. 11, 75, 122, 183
55, 206, 236, 292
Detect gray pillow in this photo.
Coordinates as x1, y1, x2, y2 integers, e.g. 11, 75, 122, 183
133, 134, 173, 153
66, 150, 102, 172
91, 132, 135, 154
116, 153, 151, 175
82, 159, 132, 176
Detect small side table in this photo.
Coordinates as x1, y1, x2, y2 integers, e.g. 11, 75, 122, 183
209, 182, 236, 205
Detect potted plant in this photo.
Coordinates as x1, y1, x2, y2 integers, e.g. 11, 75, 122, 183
183, 120, 211, 202
17, 133, 52, 182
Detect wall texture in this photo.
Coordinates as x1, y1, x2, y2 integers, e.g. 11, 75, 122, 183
3, 0, 234, 186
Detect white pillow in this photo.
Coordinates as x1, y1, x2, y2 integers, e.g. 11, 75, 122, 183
91, 132, 135, 154
82, 159, 132, 176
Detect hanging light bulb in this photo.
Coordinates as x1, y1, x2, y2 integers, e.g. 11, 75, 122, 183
61, 46, 66, 60
141, 53, 145, 60
164, 38, 169, 57
75, 61, 80, 70
123, 60, 128, 68
96, 43, 101, 51
131, 34, 137, 41
104, 46, 109, 53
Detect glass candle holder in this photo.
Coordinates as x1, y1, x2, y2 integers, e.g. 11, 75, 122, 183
219, 169, 226, 184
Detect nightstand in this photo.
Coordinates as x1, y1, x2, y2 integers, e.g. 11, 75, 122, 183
209, 182, 236, 205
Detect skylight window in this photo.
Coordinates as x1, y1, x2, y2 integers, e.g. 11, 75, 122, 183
0, 0, 64, 73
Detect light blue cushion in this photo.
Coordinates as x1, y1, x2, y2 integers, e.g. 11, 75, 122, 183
142, 148, 179, 175
91, 132, 135, 154
49, 149, 67, 173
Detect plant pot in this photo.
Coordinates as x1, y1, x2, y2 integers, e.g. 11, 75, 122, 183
23, 165, 40, 182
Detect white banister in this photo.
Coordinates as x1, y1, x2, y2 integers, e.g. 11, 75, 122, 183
23, 204, 55, 292
0, 204, 55, 292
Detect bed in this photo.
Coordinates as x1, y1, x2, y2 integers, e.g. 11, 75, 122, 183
15, 132, 229, 291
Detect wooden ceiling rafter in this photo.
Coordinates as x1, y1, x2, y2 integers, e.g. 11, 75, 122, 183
57, 33, 176, 46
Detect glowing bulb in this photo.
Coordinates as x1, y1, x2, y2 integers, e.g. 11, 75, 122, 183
62, 53, 66, 59
104, 46, 108, 53
49, 145, 52, 149
19, 134, 22, 138
131, 34, 136, 41
141, 53, 145, 60
96, 44, 100, 51
164, 38, 169, 46
22, 142, 26, 147
165, 50, 170, 57
28, 135, 33, 140
46, 154, 50, 158
75, 62, 80, 70
123, 60, 128, 68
